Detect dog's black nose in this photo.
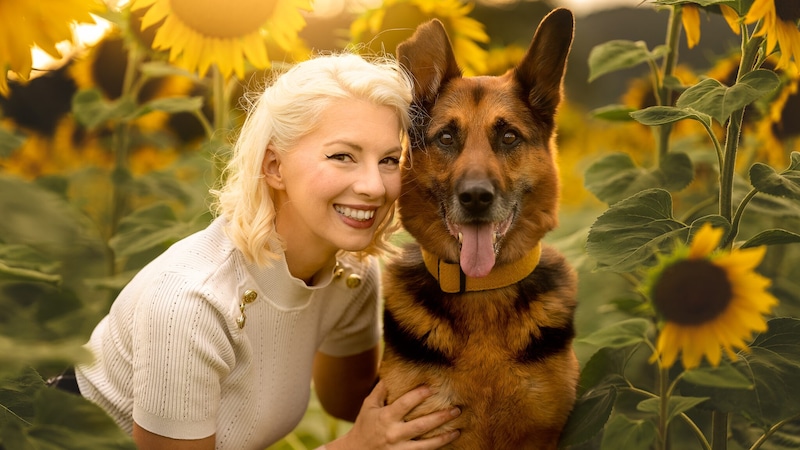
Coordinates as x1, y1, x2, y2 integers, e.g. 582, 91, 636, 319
458, 178, 495, 214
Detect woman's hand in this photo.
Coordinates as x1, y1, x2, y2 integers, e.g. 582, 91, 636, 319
325, 381, 461, 450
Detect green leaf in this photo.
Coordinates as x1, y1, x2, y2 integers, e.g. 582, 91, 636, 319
586, 189, 688, 272
588, 40, 669, 82
682, 361, 753, 389
681, 318, 800, 426
630, 105, 713, 129
28, 389, 135, 450
637, 396, 709, 425
560, 386, 617, 447
591, 104, 637, 121
0, 367, 44, 426
749, 152, 800, 200
600, 414, 658, 450
109, 203, 199, 257
0, 369, 135, 449
584, 152, 694, 205
71, 88, 137, 129
132, 96, 204, 119
138, 61, 196, 79
0, 261, 61, 285
576, 347, 631, 396
0, 244, 62, 284
0, 175, 106, 279
0, 337, 91, 376
675, 69, 780, 124
577, 318, 652, 350
741, 229, 800, 248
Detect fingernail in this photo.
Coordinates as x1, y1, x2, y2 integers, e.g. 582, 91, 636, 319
450, 407, 461, 417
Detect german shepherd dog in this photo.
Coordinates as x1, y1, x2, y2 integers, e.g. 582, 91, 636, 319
380, 9, 578, 449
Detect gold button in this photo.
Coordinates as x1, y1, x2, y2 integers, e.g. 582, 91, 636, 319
333, 264, 344, 278
346, 274, 361, 288
242, 289, 258, 303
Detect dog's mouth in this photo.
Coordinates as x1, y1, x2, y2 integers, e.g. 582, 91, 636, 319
446, 209, 515, 278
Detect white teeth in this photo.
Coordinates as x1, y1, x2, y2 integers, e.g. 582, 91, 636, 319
458, 232, 463, 244
336, 206, 375, 221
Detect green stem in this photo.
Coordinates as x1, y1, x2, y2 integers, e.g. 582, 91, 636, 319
750, 413, 800, 450
711, 412, 728, 450
211, 65, 230, 182
108, 42, 142, 276
724, 188, 759, 248
624, 386, 711, 450
655, 5, 683, 164
719, 31, 764, 239
659, 366, 670, 450
0, 402, 33, 427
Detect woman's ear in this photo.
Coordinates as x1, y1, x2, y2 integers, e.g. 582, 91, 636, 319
263, 146, 285, 190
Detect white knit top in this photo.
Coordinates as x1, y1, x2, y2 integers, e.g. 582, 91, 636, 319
76, 217, 380, 449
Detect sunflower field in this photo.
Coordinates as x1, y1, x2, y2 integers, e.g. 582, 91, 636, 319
2, 0, 800, 449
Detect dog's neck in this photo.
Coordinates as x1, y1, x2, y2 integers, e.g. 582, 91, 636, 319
420, 243, 542, 293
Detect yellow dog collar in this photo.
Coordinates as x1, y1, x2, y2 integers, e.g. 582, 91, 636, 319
420, 242, 542, 293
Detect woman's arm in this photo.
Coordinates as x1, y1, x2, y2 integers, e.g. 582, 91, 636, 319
133, 422, 215, 450
312, 346, 379, 421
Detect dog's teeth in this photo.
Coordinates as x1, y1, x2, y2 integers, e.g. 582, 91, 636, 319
458, 232, 463, 244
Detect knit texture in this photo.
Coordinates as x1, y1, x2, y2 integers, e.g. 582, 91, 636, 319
76, 218, 380, 449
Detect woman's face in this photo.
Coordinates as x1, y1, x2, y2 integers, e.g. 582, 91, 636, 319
267, 98, 403, 258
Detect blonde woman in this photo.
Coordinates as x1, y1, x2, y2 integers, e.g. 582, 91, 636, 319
74, 53, 461, 449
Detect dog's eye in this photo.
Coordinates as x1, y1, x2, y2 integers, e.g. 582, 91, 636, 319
437, 132, 454, 147
502, 131, 518, 146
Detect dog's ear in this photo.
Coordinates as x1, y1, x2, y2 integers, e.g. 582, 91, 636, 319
397, 19, 462, 105
515, 8, 574, 117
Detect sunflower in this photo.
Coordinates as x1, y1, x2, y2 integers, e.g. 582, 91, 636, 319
130, 0, 311, 80
643, 223, 779, 370
0, 0, 100, 96
350, 0, 489, 76
745, 0, 800, 69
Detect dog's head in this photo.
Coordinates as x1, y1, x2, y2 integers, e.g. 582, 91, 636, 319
396, 8, 574, 278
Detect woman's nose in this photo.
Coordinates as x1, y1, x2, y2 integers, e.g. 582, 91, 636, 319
354, 164, 387, 198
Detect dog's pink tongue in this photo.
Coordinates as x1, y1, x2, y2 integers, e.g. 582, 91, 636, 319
459, 223, 496, 278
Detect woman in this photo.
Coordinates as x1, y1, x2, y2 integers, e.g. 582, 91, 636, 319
75, 53, 461, 449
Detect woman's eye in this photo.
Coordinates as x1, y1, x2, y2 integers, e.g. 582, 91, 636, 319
326, 153, 353, 162
381, 156, 401, 166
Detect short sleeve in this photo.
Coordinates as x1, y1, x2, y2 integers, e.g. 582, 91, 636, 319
131, 271, 236, 440
317, 257, 381, 357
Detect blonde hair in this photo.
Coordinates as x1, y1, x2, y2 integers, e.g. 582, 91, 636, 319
211, 53, 413, 266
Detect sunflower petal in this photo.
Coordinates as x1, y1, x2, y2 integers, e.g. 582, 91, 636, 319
689, 223, 723, 259
682, 5, 702, 49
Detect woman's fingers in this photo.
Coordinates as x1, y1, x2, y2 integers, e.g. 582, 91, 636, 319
410, 429, 461, 450
380, 384, 461, 444
386, 384, 433, 418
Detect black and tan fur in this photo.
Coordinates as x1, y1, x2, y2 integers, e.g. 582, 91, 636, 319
380, 9, 578, 449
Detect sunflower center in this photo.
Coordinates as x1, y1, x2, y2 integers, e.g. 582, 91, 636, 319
652, 259, 733, 325
775, 0, 800, 22
168, 0, 276, 38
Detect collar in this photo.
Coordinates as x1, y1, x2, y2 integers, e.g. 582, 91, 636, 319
421, 242, 542, 293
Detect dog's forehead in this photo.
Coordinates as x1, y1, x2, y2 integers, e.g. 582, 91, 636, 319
429, 76, 531, 128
